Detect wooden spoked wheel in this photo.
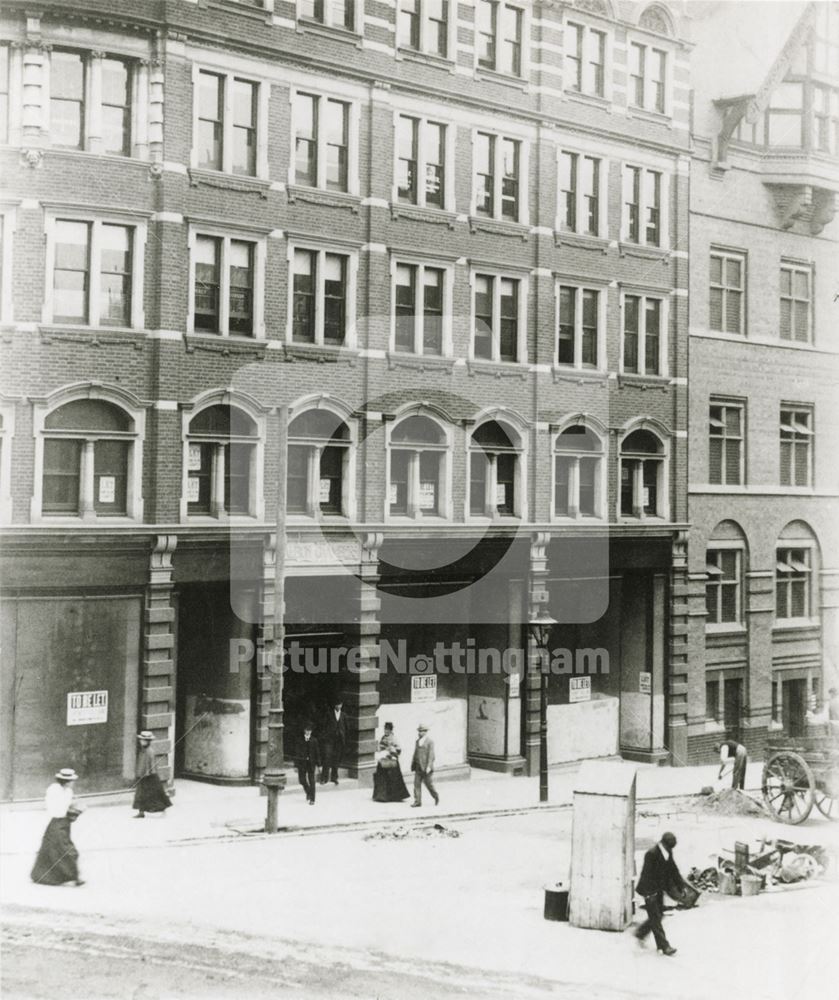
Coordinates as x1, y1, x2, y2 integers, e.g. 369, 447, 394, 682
762, 751, 815, 824
815, 792, 838, 820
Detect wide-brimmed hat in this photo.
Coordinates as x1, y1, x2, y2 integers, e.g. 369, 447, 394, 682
136, 731, 154, 741
417, 723, 428, 732
55, 768, 78, 781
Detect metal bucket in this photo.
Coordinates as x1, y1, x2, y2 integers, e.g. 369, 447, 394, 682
544, 884, 570, 921
719, 871, 738, 895
740, 874, 761, 897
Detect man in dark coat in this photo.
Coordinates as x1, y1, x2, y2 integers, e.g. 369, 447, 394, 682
319, 699, 346, 785
635, 831, 686, 955
295, 722, 320, 804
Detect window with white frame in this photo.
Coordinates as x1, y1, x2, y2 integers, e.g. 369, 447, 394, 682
394, 262, 447, 355
622, 293, 664, 375
558, 150, 602, 236
780, 405, 813, 487
288, 409, 352, 517
554, 425, 603, 518
775, 547, 812, 620
709, 249, 745, 335
41, 399, 138, 518
557, 284, 601, 368
396, 115, 447, 209
389, 414, 448, 518
475, 132, 524, 222
293, 92, 352, 192
620, 429, 666, 519
47, 217, 145, 329
476, 1, 524, 77
50, 50, 136, 156
469, 419, 522, 518
622, 165, 662, 246
779, 261, 812, 343
473, 273, 523, 363
299, 0, 356, 31
628, 41, 666, 113
291, 247, 353, 347
195, 70, 260, 176
398, 1, 450, 58
186, 404, 258, 517
709, 399, 744, 486
706, 547, 743, 626
0, 45, 10, 143
192, 233, 260, 337
564, 21, 606, 97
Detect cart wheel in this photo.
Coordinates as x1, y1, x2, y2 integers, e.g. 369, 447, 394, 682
762, 751, 815, 824
815, 793, 838, 821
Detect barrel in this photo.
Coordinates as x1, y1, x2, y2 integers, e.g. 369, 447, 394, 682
544, 883, 570, 921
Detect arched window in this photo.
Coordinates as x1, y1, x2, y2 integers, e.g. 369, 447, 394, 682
775, 521, 819, 622
619, 428, 666, 519
389, 414, 448, 518
554, 425, 604, 518
288, 408, 352, 517
706, 521, 747, 628
186, 404, 258, 516
469, 419, 522, 518
42, 399, 136, 516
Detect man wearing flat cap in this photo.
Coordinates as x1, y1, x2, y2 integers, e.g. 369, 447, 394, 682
634, 831, 686, 956
410, 723, 439, 807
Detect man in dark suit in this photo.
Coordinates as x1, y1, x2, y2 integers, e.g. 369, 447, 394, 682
635, 832, 686, 956
319, 699, 346, 785
295, 722, 320, 804
410, 723, 439, 807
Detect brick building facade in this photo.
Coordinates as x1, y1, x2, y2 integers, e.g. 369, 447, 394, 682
684, 1, 839, 766
5, 0, 814, 801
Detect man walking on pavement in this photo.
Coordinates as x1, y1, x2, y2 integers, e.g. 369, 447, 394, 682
319, 699, 346, 785
716, 739, 747, 790
635, 832, 686, 956
410, 723, 439, 807
295, 722, 320, 805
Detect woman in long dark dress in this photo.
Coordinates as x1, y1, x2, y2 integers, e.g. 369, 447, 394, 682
133, 731, 172, 817
372, 723, 410, 802
31, 768, 84, 886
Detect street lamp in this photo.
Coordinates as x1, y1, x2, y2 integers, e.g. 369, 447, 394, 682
529, 607, 557, 804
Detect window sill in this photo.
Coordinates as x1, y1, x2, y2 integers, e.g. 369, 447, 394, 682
296, 18, 361, 46
552, 366, 608, 384
616, 515, 669, 525
564, 90, 611, 111
287, 512, 352, 524
554, 231, 610, 253
287, 186, 361, 212
35, 515, 140, 526
705, 624, 747, 637
627, 106, 672, 127
466, 359, 529, 379
468, 216, 529, 240
188, 169, 270, 196
282, 342, 359, 364
618, 242, 669, 262
703, 720, 726, 734
185, 514, 259, 524
616, 373, 670, 390
387, 352, 455, 373
773, 619, 820, 634
45, 147, 151, 166
185, 332, 266, 353
552, 514, 605, 524
38, 324, 144, 341
396, 47, 454, 71
390, 203, 457, 228
387, 513, 451, 523
475, 66, 528, 90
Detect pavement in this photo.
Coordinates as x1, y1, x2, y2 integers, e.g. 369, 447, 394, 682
0, 758, 763, 856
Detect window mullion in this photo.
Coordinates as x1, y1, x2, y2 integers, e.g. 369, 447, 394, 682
574, 287, 582, 369
632, 460, 644, 519
222, 75, 232, 174
414, 263, 423, 354
212, 443, 226, 515
494, 141, 502, 221
408, 451, 421, 518
487, 453, 498, 518
569, 456, 580, 518
417, 119, 426, 208
316, 98, 326, 189
79, 440, 96, 518
315, 250, 325, 344
493, 278, 500, 361
308, 446, 321, 518
638, 296, 646, 374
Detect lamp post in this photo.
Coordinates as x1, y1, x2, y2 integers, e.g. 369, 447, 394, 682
529, 607, 557, 804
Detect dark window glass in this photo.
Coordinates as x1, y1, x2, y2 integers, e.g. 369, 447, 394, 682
232, 79, 257, 176
419, 450, 441, 515
395, 263, 416, 351
51, 51, 85, 149
579, 456, 596, 515
477, 0, 497, 69
582, 157, 599, 235
500, 138, 519, 221
581, 289, 598, 367
197, 71, 223, 170
194, 236, 221, 332
390, 449, 410, 514
323, 253, 346, 344
427, 0, 448, 57
300, 0, 325, 21
93, 439, 128, 514
560, 151, 577, 230
102, 58, 130, 156
54, 220, 90, 324
645, 171, 661, 245
558, 285, 575, 364
100, 223, 132, 327
624, 166, 640, 243
399, 0, 421, 49
474, 274, 493, 359
426, 121, 445, 207
623, 295, 639, 372
43, 439, 82, 513
319, 445, 344, 513
476, 133, 494, 216
565, 23, 582, 91
496, 452, 515, 513
644, 299, 661, 374
325, 100, 348, 192
229, 240, 254, 336
287, 444, 310, 513
397, 116, 418, 203
295, 94, 317, 186
501, 5, 522, 76
499, 278, 517, 361
469, 450, 488, 514
224, 442, 252, 514
555, 454, 571, 515
293, 249, 316, 343
423, 268, 444, 354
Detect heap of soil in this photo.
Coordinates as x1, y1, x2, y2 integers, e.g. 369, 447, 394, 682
364, 822, 461, 842
701, 788, 767, 817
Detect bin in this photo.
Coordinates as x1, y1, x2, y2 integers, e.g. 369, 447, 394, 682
544, 883, 570, 921
740, 874, 761, 897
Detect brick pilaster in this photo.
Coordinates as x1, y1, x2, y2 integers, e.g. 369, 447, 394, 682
142, 534, 177, 783
525, 531, 551, 776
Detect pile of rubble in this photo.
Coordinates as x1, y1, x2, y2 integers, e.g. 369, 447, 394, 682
686, 837, 830, 897
699, 788, 767, 817
364, 822, 461, 842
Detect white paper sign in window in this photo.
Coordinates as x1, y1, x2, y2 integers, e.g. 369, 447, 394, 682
319, 479, 332, 503
188, 444, 203, 471
187, 476, 201, 502
98, 476, 115, 503
389, 483, 399, 505
419, 482, 436, 509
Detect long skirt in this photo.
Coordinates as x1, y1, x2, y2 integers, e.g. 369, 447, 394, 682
372, 763, 410, 802
31, 817, 79, 885
133, 774, 172, 813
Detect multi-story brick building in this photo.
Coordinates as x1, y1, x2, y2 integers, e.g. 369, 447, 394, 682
0, 0, 695, 800
685, 0, 839, 766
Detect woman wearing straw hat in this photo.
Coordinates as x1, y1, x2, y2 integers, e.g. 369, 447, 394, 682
31, 768, 84, 886
133, 731, 172, 818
